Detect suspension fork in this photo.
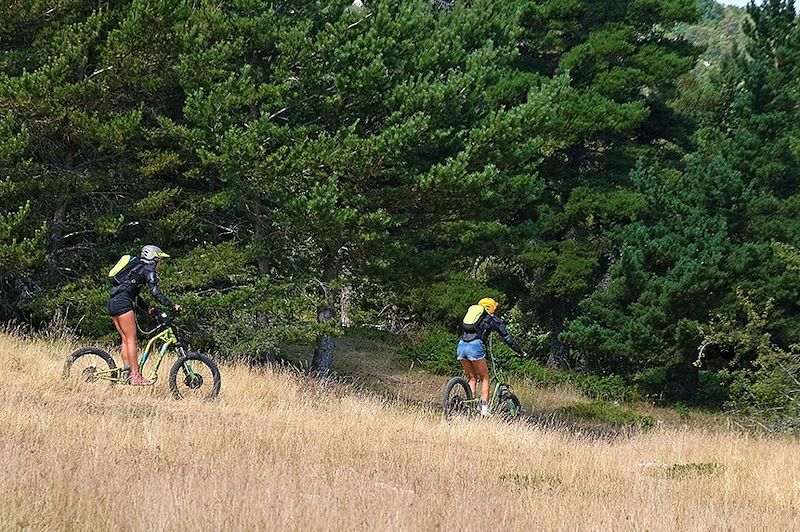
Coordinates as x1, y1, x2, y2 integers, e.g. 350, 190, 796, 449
176, 346, 197, 380
491, 381, 502, 405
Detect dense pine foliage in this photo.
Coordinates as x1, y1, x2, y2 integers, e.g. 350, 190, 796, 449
2, 1, 799, 418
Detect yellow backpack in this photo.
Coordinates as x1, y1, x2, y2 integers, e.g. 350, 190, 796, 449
108, 255, 139, 285
462, 304, 486, 333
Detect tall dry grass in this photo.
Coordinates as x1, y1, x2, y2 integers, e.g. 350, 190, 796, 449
2, 331, 799, 531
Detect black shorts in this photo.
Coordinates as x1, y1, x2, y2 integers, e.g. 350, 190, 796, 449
107, 295, 134, 317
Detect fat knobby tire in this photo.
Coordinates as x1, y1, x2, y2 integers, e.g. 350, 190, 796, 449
168, 352, 221, 400
442, 376, 473, 418
498, 392, 522, 421
63, 347, 117, 382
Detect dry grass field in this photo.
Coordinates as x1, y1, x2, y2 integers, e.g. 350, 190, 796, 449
2, 331, 800, 531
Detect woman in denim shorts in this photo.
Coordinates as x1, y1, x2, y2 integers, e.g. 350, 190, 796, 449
457, 298, 525, 416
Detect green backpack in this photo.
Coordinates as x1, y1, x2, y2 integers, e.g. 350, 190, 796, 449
462, 304, 486, 333
108, 254, 139, 286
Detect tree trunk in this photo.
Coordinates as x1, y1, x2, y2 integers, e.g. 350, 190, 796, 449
246, 200, 270, 276
340, 285, 353, 327
49, 204, 67, 253
246, 199, 271, 334
546, 303, 571, 369
384, 304, 402, 334
49, 139, 74, 253
311, 257, 339, 374
664, 361, 699, 401
546, 336, 570, 369
311, 304, 336, 375
245, 72, 268, 276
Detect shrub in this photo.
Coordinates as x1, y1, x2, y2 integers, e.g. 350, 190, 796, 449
696, 370, 730, 407
725, 346, 800, 434
403, 273, 505, 328
396, 326, 460, 375
559, 401, 655, 429
634, 366, 668, 399
700, 292, 800, 432
509, 358, 639, 402
664, 462, 724, 479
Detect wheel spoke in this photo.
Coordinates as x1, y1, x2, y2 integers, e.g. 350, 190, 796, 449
169, 353, 221, 400
63, 348, 117, 389
443, 378, 474, 418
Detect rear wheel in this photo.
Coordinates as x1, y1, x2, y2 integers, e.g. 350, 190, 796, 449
442, 377, 473, 418
63, 347, 118, 387
169, 352, 221, 400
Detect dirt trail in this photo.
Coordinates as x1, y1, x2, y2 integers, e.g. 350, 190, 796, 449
279, 334, 728, 433
298, 335, 449, 406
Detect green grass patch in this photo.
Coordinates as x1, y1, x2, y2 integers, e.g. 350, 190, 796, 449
664, 462, 725, 479
673, 402, 691, 420
499, 472, 562, 491
398, 327, 640, 403
558, 400, 655, 429
343, 325, 403, 345
510, 359, 639, 403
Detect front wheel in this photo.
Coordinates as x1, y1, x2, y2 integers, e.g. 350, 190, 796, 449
63, 347, 118, 387
496, 391, 522, 421
442, 377, 473, 418
168, 352, 221, 400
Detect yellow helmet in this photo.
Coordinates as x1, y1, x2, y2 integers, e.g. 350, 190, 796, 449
479, 297, 498, 314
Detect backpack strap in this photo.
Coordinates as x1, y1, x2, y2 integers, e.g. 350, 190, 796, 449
110, 256, 141, 286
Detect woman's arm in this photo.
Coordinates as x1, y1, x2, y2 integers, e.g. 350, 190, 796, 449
489, 316, 524, 355
144, 266, 175, 309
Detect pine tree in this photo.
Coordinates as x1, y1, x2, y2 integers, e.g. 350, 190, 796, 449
492, 0, 701, 367
563, 157, 758, 382
0, 0, 187, 324
564, 0, 800, 400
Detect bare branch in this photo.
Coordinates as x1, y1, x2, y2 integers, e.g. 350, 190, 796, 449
346, 12, 373, 30
268, 107, 289, 121
87, 66, 114, 80
775, 359, 800, 387
198, 217, 238, 236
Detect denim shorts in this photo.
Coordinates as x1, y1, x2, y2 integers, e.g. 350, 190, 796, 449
456, 339, 485, 361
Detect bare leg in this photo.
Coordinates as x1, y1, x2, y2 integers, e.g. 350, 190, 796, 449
460, 360, 478, 397
111, 314, 130, 368
472, 358, 490, 403
113, 311, 150, 385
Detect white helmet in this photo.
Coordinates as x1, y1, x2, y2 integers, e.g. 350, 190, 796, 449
141, 244, 170, 261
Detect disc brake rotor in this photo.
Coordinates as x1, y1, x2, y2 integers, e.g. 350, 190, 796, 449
450, 395, 464, 411
81, 366, 98, 382
184, 372, 204, 389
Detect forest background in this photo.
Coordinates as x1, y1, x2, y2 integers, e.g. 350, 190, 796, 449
2, 0, 799, 430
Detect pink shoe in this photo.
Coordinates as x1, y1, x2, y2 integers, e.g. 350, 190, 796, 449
130, 375, 153, 386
